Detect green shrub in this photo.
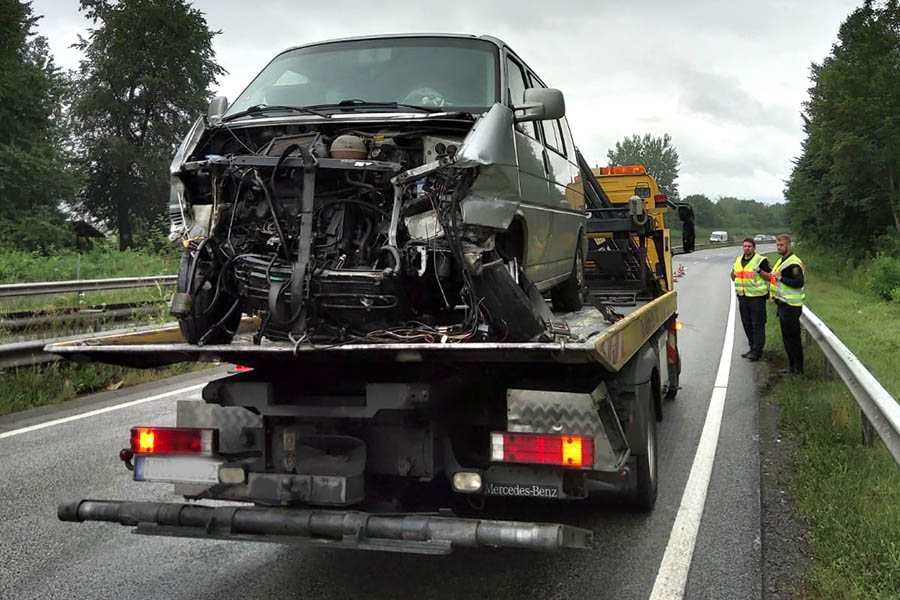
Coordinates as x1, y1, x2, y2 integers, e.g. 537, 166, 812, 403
867, 255, 900, 301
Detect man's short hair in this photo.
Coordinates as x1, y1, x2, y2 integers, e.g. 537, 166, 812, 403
776, 234, 792, 243
743, 237, 756, 247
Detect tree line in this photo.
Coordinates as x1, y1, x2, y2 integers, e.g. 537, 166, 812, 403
786, 0, 900, 260
0, 0, 221, 253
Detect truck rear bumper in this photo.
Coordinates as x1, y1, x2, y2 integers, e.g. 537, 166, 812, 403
58, 499, 592, 555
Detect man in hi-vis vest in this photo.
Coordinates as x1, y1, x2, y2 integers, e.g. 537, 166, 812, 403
731, 238, 771, 361
771, 234, 805, 374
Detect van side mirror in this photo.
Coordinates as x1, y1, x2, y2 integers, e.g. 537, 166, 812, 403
208, 96, 229, 122
513, 88, 565, 123
682, 221, 695, 253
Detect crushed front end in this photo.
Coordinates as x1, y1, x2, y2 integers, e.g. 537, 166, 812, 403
168, 107, 548, 346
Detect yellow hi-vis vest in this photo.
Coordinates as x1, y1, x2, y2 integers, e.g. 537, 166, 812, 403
770, 254, 805, 306
733, 253, 768, 297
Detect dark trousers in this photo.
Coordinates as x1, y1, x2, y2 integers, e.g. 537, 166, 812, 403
738, 295, 767, 354
776, 303, 803, 372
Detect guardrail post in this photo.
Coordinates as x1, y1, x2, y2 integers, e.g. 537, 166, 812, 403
861, 412, 876, 447
800, 308, 900, 468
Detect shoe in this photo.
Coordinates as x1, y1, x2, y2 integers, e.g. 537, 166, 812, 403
776, 368, 791, 376
747, 353, 761, 362
741, 351, 753, 359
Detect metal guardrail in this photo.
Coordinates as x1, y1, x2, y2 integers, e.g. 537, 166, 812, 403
672, 240, 776, 255
0, 275, 177, 298
0, 303, 163, 333
802, 307, 900, 468
0, 323, 177, 369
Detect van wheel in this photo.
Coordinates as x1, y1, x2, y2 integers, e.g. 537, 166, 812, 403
175, 248, 241, 345
633, 394, 659, 512
551, 242, 584, 312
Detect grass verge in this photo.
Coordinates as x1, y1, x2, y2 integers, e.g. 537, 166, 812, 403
0, 360, 214, 417
0, 248, 178, 284
761, 254, 900, 599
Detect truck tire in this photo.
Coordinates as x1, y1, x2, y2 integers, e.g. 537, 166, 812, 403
551, 241, 585, 312
633, 392, 659, 512
175, 248, 241, 345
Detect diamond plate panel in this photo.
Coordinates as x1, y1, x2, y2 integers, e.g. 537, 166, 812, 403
506, 387, 625, 471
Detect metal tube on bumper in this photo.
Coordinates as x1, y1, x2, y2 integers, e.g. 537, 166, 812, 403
58, 500, 592, 553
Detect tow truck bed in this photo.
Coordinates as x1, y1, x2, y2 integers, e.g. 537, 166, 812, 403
46, 292, 676, 372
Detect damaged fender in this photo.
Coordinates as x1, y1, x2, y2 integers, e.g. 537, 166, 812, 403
456, 103, 521, 231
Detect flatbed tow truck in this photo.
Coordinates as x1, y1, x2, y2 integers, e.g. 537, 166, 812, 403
50, 160, 694, 555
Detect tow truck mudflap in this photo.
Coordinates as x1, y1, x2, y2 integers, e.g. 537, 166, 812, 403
58, 500, 592, 555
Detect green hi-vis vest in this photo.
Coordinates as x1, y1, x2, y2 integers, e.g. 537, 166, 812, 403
733, 253, 768, 297
770, 254, 805, 306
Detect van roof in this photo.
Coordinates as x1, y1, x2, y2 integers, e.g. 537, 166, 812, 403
279, 34, 509, 58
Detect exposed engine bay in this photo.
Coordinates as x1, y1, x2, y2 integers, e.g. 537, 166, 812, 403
168, 114, 556, 346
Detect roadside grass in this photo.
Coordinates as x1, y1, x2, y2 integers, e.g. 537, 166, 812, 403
0, 288, 171, 322
761, 253, 900, 599
0, 247, 219, 417
0, 247, 177, 316
0, 360, 213, 417
0, 304, 171, 344
0, 248, 178, 284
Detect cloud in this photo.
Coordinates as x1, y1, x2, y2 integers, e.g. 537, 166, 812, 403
30, 0, 859, 203
673, 67, 799, 133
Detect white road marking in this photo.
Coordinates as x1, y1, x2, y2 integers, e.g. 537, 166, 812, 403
0, 383, 206, 441
649, 280, 736, 600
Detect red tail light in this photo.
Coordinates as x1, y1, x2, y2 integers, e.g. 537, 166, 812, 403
130, 427, 217, 456
491, 432, 594, 468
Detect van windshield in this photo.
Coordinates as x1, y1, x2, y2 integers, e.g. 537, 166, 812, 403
225, 37, 500, 117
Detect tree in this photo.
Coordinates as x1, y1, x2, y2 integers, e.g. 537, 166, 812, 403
786, 1, 900, 258
607, 133, 681, 201
682, 194, 716, 228
70, 0, 224, 249
0, 0, 78, 252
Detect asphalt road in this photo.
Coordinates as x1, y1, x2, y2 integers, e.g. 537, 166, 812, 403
0, 244, 773, 600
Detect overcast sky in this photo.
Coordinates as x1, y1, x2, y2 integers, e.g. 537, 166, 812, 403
33, 0, 860, 204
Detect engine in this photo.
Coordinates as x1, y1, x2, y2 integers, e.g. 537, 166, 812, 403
169, 123, 545, 347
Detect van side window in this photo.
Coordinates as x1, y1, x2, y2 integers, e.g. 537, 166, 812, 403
506, 57, 538, 139
548, 120, 566, 156
527, 73, 565, 156
559, 117, 575, 158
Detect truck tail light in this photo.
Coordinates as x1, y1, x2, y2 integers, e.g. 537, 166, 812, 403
490, 432, 594, 468
130, 427, 218, 456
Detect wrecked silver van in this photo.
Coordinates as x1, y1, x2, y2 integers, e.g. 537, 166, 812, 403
168, 35, 587, 345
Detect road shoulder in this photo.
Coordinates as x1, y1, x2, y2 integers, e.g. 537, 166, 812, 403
758, 368, 811, 599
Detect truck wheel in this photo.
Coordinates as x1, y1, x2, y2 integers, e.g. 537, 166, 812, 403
551, 242, 585, 312
175, 248, 241, 345
633, 395, 659, 512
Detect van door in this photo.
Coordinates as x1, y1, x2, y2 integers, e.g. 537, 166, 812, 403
505, 55, 551, 284
529, 74, 583, 284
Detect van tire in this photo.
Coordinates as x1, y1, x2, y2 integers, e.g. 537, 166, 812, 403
551, 242, 585, 312
175, 248, 241, 345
